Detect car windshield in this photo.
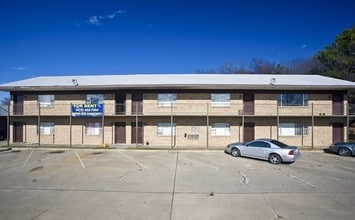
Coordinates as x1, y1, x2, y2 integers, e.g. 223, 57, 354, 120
270, 140, 289, 148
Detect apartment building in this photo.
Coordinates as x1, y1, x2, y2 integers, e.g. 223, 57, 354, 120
0, 74, 354, 149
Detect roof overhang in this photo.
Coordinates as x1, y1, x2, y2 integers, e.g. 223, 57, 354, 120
2, 84, 353, 92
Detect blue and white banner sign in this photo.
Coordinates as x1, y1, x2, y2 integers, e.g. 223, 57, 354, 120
71, 104, 103, 117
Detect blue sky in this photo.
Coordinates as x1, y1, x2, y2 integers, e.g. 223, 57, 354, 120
0, 0, 354, 99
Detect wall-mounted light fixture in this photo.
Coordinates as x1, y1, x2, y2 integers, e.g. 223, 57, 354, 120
72, 79, 79, 86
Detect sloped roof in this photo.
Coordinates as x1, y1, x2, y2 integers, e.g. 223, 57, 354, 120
0, 74, 354, 91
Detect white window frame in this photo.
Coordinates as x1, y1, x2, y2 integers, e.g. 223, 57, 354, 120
157, 93, 177, 107
277, 94, 309, 106
279, 123, 308, 136
86, 122, 102, 136
211, 93, 230, 107
86, 94, 104, 104
211, 123, 230, 136
38, 95, 54, 107
40, 122, 54, 135
157, 123, 176, 137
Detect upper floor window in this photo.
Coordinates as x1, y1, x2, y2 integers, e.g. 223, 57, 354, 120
157, 123, 176, 136
40, 122, 54, 135
211, 123, 230, 136
211, 93, 230, 106
38, 95, 54, 107
277, 94, 308, 106
279, 123, 308, 136
157, 93, 176, 107
86, 94, 104, 104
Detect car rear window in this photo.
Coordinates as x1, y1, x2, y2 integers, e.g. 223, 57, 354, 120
270, 140, 289, 148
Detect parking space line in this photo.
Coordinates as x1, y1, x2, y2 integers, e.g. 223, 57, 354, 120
278, 168, 315, 189
119, 152, 149, 169
23, 150, 34, 166
181, 157, 220, 171
74, 151, 86, 168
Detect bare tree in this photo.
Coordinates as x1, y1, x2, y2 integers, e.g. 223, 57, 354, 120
250, 58, 275, 74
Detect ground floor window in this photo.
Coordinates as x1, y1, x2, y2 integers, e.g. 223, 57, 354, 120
86, 122, 102, 135
40, 122, 54, 135
157, 123, 176, 136
211, 123, 230, 136
279, 123, 308, 136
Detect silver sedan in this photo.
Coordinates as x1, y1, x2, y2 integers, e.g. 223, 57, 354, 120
225, 139, 300, 164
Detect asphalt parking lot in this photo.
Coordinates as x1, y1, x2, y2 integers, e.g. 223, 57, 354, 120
0, 148, 354, 220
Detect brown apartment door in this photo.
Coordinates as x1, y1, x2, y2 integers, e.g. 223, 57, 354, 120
115, 122, 126, 144
131, 122, 144, 144
243, 93, 254, 115
332, 93, 344, 115
13, 95, 24, 115
244, 122, 255, 143
13, 122, 23, 142
132, 93, 143, 114
332, 123, 344, 144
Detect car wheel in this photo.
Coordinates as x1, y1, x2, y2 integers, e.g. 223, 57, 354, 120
231, 148, 240, 157
269, 154, 282, 164
338, 147, 351, 156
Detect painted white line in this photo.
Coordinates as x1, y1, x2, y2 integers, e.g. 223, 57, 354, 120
119, 152, 149, 169
23, 150, 34, 166
181, 157, 220, 171
279, 169, 316, 189
74, 151, 86, 168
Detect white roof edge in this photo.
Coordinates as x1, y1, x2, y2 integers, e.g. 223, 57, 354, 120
0, 74, 354, 91
1, 84, 353, 92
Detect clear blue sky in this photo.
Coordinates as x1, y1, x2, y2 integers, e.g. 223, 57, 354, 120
0, 0, 354, 99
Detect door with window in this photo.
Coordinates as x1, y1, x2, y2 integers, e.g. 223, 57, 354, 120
332, 93, 344, 115
243, 93, 254, 115
131, 122, 144, 144
115, 122, 126, 144
13, 122, 23, 142
243, 122, 255, 143
13, 95, 24, 115
132, 93, 143, 114
332, 123, 344, 144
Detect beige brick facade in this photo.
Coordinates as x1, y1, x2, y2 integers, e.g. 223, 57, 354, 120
8, 91, 348, 149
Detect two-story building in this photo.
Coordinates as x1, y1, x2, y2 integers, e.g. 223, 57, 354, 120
0, 74, 354, 149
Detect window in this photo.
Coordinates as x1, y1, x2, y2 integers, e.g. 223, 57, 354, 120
279, 123, 308, 136
86, 122, 102, 135
211, 123, 230, 136
277, 94, 308, 106
38, 95, 54, 107
157, 93, 176, 107
40, 122, 54, 135
157, 123, 176, 136
248, 141, 271, 148
86, 94, 104, 104
211, 93, 230, 106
